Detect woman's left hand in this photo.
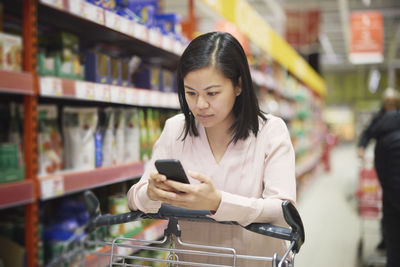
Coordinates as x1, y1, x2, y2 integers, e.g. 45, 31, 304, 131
161, 171, 222, 212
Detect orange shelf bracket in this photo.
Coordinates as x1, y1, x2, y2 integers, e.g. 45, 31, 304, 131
23, 0, 39, 267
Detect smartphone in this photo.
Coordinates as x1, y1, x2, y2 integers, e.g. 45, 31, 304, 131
155, 159, 190, 184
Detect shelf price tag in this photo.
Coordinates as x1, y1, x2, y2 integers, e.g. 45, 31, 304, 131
104, 10, 118, 30
67, 0, 84, 15
110, 85, 120, 103
40, 176, 64, 200
133, 22, 148, 42
120, 17, 131, 35
75, 81, 94, 100
83, 2, 104, 25
149, 91, 160, 107
119, 87, 126, 104
125, 88, 134, 105
93, 83, 105, 102
40, 0, 64, 9
40, 77, 63, 97
103, 85, 111, 102
137, 89, 149, 106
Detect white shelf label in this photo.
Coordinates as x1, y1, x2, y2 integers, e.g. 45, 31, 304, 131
83, 2, 104, 25
41, 0, 63, 9
40, 77, 63, 97
40, 176, 64, 200
67, 0, 84, 15
120, 17, 131, 35
110, 86, 120, 103
93, 83, 105, 101
104, 10, 117, 29
119, 87, 126, 104
75, 81, 94, 100
103, 85, 111, 101
149, 91, 160, 107
133, 22, 148, 41
125, 88, 134, 104
137, 90, 148, 106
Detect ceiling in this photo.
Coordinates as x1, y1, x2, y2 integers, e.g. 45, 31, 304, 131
164, 0, 400, 73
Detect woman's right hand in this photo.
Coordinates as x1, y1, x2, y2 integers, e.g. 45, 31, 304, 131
147, 171, 178, 201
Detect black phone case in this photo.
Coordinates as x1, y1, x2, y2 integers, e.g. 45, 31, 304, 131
155, 159, 190, 184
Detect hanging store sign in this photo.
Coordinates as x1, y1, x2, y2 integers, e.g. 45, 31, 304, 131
349, 11, 383, 64
285, 9, 321, 51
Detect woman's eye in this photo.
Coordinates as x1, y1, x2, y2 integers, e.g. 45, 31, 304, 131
185, 91, 196, 96
208, 92, 218, 96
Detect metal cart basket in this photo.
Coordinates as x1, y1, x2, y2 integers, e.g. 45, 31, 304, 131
47, 191, 305, 267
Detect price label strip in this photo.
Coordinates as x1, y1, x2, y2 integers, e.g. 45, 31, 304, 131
40, 176, 65, 200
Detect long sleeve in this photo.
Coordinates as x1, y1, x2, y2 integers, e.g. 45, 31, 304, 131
209, 117, 296, 226
127, 117, 179, 213
358, 110, 384, 148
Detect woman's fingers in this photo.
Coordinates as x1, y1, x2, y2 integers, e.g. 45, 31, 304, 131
188, 170, 210, 183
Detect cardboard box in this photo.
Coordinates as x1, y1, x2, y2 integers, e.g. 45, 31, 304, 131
85, 51, 110, 84
0, 32, 22, 72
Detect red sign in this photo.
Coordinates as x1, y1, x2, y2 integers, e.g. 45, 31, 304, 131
350, 11, 383, 64
285, 9, 321, 51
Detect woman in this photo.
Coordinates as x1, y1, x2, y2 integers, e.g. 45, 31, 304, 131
127, 32, 296, 266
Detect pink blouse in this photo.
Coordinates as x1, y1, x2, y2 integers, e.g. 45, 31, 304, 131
128, 113, 296, 224
127, 113, 297, 265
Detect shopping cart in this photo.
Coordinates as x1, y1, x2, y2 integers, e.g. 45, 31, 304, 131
355, 164, 386, 267
47, 190, 304, 267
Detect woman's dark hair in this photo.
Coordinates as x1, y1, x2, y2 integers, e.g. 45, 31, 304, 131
177, 31, 266, 143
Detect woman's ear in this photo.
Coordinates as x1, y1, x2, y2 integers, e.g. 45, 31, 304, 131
235, 77, 242, 96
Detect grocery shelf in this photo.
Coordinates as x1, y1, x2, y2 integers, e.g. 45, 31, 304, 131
0, 180, 35, 209
0, 70, 34, 95
38, 1, 181, 70
39, 162, 144, 200
85, 220, 168, 267
39, 76, 180, 109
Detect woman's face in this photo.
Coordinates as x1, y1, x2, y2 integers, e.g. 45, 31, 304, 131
183, 66, 241, 131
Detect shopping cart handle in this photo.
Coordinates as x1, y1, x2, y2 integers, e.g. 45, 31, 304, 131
84, 191, 304, 252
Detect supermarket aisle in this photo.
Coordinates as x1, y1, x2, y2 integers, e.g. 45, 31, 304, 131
295, 143, 362, 267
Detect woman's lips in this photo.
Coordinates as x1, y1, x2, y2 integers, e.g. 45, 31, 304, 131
197, 114, 213, 120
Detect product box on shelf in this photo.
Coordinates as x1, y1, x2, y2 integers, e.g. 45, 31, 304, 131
85, 51, 110, 84
62, 107, 98, 171
109, 57, 121, 85
120, 58, 131, 87
132, 64, 150, 89
37, 52, 57, 76
160, 69, 175, 93
0, 144, 25, 184
0, 32, 23, 72
124, 0, 158, 27
38, 105, 63, 176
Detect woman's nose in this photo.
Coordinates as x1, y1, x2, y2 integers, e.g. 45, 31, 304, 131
197, 96, 209, 109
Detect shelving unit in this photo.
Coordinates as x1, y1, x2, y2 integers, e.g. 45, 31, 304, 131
0, 180, 35, 209
0, 70, 34, 95
0, 1, 326, 267
39, 162, 144, 200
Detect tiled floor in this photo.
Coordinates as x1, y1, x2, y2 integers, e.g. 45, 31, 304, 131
294, 143, 385, 267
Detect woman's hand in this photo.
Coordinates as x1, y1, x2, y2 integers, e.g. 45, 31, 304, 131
147, 171, 179, 202
160, 171, 222, 212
